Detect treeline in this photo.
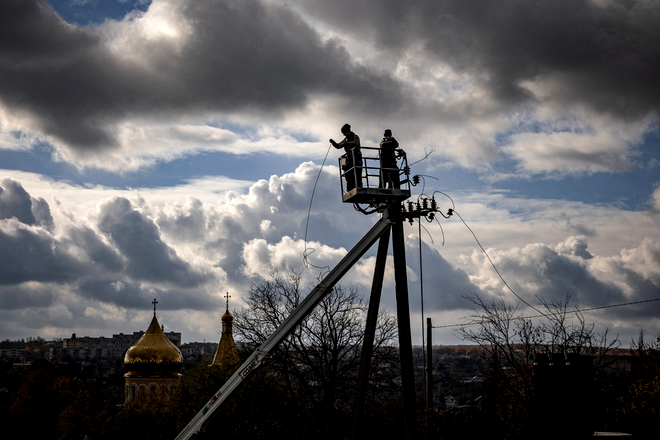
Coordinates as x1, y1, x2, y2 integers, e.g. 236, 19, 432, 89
449, 293, 660, 439
0, 355, 404, 439
3, 340, 659, 439
0, 336, 51, 354
2, 335, 660, 439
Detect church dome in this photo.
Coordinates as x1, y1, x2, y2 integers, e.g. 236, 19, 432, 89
124, 314, 183, 373
211, 294, 239, 370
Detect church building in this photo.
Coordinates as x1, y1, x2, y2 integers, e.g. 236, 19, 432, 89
211, 292, 239, 371
124, 299, 183, 402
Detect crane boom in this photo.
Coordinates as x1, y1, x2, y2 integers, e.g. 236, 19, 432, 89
175, 214, 392, 440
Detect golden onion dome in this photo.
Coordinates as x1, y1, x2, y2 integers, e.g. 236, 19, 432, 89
124, 314, 183, 372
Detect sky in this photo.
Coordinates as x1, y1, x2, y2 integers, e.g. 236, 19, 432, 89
0, 0, 659, 347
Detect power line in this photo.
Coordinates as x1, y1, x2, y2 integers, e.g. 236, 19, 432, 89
424, 194, 659, 330
453, 209, 548, 317
431, 297, 660, 330
302, 144, 333, 273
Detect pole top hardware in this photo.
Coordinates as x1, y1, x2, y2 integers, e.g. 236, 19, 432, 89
402, 196, 453, 224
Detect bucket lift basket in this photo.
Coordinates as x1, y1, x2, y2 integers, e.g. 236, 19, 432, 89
339, 145, 411, 204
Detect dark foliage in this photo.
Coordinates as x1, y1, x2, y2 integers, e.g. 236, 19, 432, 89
3, 289, 660, 439
455, 293, 620, 439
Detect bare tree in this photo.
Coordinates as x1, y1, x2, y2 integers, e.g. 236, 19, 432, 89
232, 270, 399, 417
457, 292, 618, 438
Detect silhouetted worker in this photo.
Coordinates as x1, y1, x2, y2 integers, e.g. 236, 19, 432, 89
379, 129, 399, 189
330, 123, 362, 191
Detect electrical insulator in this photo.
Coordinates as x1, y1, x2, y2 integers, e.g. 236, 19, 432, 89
428, 213, 435, 221
408, 201, 414, 212
422, 198, 428, 210
431, 198, 437, 211
404, 166, 410, 176
412, 175, 420, 185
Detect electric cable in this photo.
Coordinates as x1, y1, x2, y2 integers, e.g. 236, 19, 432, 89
431, 297, 660, 330
428, 195, 655, 333
408, 148, 436, 167
415, 174, 439, 198
402, 187, 657, 346
302, 143, 333, 273
433, 216, 446, 246
418, 221, 435, 245
353, 203, 379, 215
452, 209, 547, 317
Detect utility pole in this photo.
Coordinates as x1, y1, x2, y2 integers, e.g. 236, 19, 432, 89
175, 143, 452, 440
344, 147, 452, 440
352, 228, 390, 440
426, 317, 433, 413
391, 203, 418, 439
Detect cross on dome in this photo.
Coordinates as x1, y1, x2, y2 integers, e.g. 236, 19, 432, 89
224, 292, 231, 311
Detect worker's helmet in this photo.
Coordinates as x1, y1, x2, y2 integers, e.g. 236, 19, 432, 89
341, 123, 351, 134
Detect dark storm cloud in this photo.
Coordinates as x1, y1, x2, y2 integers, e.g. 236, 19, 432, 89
210, 216, 250, 274
0, 179, 222, 313
0, 283, 55, 310
97, 197, 209, 286
77, 278, 137, 308
489, 242, 625, 308
0, 1, 119, 148
75, 276, 218, 311
62, 224, 125, 272
0, 178, 35, 224
0, 180, 111, 297
616, 269, 660, 318
0, 221, 80, 285
300, 0, 660, 118
0, 0, 404, 151
406, 238, 482, 311
532, 247, 622, 306
173, 1, 403, 113
0, 178, 53, 229
0, 0, 98, 59
30, 195, 55, 231
597, 238, 660, 319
